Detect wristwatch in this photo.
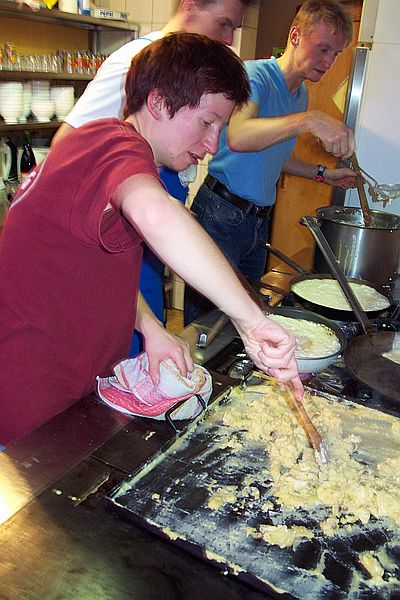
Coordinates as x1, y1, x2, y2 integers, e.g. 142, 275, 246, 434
314, 164, 326, 183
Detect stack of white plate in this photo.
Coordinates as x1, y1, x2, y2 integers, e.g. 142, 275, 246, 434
31, 80, 54, 123
50, 85, 75, 120
0, 82, 23, 124
31, 80, 50, 101
19, 82, 33, 123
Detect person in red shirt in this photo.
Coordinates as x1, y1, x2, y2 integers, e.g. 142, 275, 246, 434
0, 33, 302, 446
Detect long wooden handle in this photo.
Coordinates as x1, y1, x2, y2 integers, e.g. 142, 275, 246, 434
284, 384, 322, 454
351, 153, 373, 228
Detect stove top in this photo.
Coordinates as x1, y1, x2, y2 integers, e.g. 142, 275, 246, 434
204, 300, 400, 418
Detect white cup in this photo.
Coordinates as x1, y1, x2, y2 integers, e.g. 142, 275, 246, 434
58, 0, 78, 13
31, 99, 55, 122
0, 106, 23, 124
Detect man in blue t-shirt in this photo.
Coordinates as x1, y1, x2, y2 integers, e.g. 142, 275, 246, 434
184, 0, 358, 325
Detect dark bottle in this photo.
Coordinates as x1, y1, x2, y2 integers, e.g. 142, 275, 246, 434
20, 131, 36, 181
5, 138, 19, 185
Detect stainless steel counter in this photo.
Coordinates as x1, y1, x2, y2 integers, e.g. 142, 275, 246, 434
0, 379, 275, 600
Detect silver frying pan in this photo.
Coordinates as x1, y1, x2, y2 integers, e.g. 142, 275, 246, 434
260, 241, 393, 322
302, 216, 400, 402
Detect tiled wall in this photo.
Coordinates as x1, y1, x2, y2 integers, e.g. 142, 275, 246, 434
100, 0, 259, 45
99, 0, 176, 33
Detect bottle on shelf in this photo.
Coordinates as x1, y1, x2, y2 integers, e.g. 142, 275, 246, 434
20, 131, 36, 182
0, 176, 10, 228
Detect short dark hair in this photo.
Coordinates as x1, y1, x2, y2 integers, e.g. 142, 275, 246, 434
124, 32, 250, 119
292, 0, 353, 46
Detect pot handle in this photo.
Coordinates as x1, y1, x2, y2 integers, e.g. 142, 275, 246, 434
259, 241, 310, 276
301, 216, 374, 335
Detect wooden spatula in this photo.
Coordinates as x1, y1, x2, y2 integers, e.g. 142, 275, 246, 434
283, 383, 328, 466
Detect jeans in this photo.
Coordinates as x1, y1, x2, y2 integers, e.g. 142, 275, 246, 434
184, 182, 270, 326
129, 248, 165, 356
129, 168, 187, 356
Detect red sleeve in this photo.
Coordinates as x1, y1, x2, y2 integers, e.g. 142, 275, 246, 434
65, 120, 161, 252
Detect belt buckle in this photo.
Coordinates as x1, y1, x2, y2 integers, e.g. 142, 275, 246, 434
253, 204, 263, 217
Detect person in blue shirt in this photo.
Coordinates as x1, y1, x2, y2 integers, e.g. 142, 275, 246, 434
184, 0, 358, 325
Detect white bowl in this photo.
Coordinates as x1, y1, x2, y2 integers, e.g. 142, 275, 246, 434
0, 102, 23, 111
53, 96, 74, 107
55, 98, 74, 106
51, 93, 74, 101
32, 91, 50, 100
53, 103, 74, 112
31, 80, 50, 88
31, 99, 55, 122
0, 98, 22, 105
0, 94, 23, 103
0, 82, 23, 91
0, 94, 23, 101
50, 86, 74, 95
54, 96, 74, 103
0, 87, 23, 94
1, 108, 24, 124
32, 115, 53, 123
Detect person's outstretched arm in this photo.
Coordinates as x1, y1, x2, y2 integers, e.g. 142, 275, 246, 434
116, 174, 303, 399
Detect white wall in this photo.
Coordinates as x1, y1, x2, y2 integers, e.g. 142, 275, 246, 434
98, 0, 259, 50
346, 0, 400, 216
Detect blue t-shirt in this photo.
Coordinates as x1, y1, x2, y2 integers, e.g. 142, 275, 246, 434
209, 57, 308, 206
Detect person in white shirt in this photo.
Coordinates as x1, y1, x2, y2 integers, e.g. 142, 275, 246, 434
52, 0, 250, 355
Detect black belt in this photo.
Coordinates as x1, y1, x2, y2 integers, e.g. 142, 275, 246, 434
205, 175, 272, 219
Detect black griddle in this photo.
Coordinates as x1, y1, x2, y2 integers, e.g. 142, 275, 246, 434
107, 386, 400, 600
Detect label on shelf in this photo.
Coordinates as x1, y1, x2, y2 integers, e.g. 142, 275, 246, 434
90, 7, 128, 20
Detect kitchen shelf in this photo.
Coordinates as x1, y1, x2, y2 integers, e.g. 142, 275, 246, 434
0, 0, 139, 34
0, 119, 62, 133
0, 1, 138, 135
0, 70, 93, 81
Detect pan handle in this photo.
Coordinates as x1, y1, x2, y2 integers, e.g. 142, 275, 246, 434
259, 241, 311, 275
197, 313, 230, 348
301, 216, 374, 335
350, 153, 373, 228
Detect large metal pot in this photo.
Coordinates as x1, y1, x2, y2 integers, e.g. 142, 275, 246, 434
313, 206, 400, 288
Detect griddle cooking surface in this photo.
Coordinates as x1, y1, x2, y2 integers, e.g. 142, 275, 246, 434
345, 332, 400, 402
107, 389, 400, 600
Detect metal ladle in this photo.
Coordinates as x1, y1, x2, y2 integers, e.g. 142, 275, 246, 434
350, 158, 400, 208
